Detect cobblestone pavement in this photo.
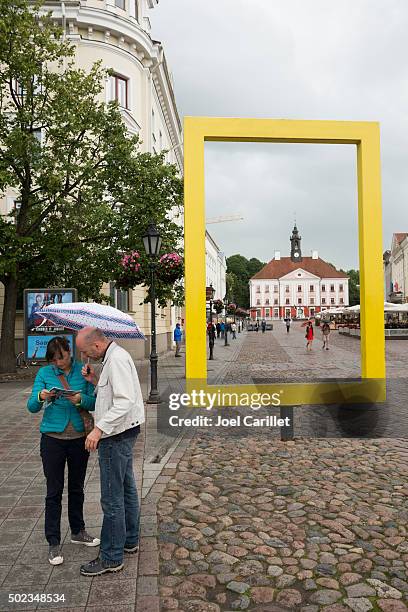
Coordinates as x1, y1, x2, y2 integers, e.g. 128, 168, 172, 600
157, 325, 408, 611
1, 326, 408, 611
157, 433, 408, 612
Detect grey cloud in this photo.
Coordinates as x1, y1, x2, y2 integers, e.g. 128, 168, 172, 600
152, 0, 408, 268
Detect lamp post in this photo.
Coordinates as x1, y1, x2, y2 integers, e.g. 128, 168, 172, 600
224, 295, 230, 346
143, 223, 162, 404
206, 284, 216, 360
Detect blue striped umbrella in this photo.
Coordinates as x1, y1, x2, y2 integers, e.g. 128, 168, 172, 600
37, 302, 146, 340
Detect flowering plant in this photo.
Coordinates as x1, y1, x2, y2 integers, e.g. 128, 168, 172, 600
121, 251, 141, 273
158, 252, 184, 284
116, 251, 143, 290
213, 299, 224, 314
227, 302, 237, 314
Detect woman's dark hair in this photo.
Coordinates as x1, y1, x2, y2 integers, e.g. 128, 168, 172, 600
45, 336, 71, 362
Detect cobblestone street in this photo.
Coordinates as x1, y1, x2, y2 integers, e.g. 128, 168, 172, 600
156, 324, 408, 611
0, 325, 407, 611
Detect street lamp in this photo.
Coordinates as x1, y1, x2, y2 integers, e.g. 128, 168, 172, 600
224, 295, 230, 346
206, 283, 216, 360
143, 223, 162, 404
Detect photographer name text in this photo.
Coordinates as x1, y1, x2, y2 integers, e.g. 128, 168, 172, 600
169, 415, 290, 427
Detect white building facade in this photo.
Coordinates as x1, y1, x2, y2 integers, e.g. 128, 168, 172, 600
249, 226, 349, 320
385, 233, 408, 303
205, 230, 227, 301
0, 0, 183, 358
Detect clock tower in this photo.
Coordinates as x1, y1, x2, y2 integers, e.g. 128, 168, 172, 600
290, 224, 302, 262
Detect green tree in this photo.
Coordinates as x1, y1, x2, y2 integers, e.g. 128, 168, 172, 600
226, 254, 265, 308
345, 269, 360, 306
0, 0, 182, 372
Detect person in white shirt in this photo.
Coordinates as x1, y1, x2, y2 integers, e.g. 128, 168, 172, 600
75, 327, 145, 577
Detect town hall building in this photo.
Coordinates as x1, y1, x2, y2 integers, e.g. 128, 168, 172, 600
249, 226, 349, 320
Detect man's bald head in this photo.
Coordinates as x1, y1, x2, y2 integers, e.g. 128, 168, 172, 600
76, 327, 110, 359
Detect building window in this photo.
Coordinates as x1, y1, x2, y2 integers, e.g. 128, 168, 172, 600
298, 298, 302, 304
339, 284, 344, 292
265, 285, 269, 293
274, 298, 278, 305
115, 0, 125, 9
256, 299, 260, 305
265, 308, 270, 317
310, 298, 314, 305
274, 285, 278, 293
297, 285, 302, 292
322, 297, 326, 304
256, 309, 261, 318
331, 298, 335, 304
274, 308, 279, 318
285, 285, 290, 293
265, 299, 270, 305
110, 283, 129, 312
340, 297, 344, 304
322, 284, 326, 292
330, 284, 335, 292
285, 298, 290, 305
109, 74, 128, 108
256, 285, 260, 293
310, 285, 314, 292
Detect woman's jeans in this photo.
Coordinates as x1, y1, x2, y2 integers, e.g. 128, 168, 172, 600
40, 434, 89, 546
98, 433, 139, 564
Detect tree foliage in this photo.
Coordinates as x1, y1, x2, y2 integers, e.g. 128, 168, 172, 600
226, 254, 265, 308
0, 0, 183, 371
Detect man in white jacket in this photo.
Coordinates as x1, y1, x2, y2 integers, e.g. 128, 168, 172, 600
76, 327, 145, 576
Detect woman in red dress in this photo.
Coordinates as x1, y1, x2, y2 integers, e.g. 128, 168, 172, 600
305, 321, 314, 351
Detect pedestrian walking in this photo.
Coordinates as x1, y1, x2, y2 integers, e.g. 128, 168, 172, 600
76, 327, 145, 576
284, 317, 291, 333
322, 322, 331, 350
255, 321, 259, 332
261, 320, 266, 333
216, 322, 221, 338
220, 321, 225, 338
305, 321, 314, 351
27, 336, 99, 566
174, 323, 182, 357
231, 322, 237, 339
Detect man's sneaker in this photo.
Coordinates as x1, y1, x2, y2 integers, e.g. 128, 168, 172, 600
80, 556, 123, 576
48, 545, 63, 566
71, 530, 100, 547
124, 543, 139, 554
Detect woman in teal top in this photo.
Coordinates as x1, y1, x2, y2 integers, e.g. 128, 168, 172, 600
27, 336, 100, 566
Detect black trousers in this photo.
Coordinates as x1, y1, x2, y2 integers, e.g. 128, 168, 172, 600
40, 434, 89, 546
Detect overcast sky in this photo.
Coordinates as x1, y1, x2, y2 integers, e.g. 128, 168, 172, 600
151, 1, 408, 270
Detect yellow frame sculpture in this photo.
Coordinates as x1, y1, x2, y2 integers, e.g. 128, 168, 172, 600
184, 117, 385, 406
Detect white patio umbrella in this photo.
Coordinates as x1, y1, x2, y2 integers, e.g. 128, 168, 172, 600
37, 302, 146, 339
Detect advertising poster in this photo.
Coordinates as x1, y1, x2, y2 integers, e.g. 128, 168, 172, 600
24, 288, 77, 362
25, 290, 75, 333
26, 334, 75, 361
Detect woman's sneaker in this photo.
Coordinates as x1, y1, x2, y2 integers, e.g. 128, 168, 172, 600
48, 545, 63, 565
71, 530, 100, 547
124, 544, 139, 554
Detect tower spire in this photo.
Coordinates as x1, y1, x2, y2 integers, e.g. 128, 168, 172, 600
290, 223, 302, 262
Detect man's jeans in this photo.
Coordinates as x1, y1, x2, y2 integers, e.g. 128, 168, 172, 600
98, 434, 139, 563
